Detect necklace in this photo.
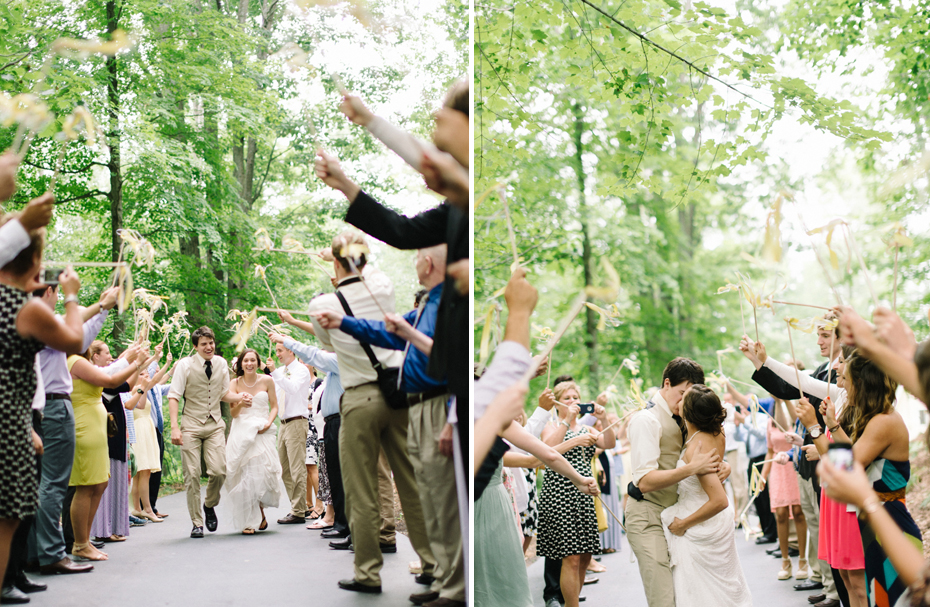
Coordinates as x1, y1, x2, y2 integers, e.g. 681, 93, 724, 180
242, 374, 258, 388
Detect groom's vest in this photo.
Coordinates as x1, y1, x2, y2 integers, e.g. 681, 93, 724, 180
178, 355, 228, 424
644, 401, 685, 509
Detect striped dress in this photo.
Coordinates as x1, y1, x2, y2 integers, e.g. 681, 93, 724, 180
860, 458, 922, 607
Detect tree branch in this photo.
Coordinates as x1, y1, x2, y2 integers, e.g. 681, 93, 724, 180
54, 189, 108, 205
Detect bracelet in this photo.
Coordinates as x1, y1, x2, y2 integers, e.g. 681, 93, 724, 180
63, 294, 78, 305
829, 424, 841, 434
560, 420, 570, 429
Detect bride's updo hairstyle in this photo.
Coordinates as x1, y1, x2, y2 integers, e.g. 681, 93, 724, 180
233, 348, 260, 377
681, 384, 726, 436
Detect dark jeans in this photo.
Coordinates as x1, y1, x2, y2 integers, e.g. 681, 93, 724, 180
148, 429, 165, 513
27, 398, 75, 566
6, 410, 42, 583
323, 414, 348, 534
543, 556, 564, 603
749, 453, 776, 539
62, 486, 76, 555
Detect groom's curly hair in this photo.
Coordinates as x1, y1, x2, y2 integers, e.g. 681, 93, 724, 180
681, 385, 726, 436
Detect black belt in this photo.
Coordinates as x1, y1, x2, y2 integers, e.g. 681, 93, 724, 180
281, 416, 307, 424
407, 387, 449, 406
46, 393, 71, 402
323, 413, 340, 423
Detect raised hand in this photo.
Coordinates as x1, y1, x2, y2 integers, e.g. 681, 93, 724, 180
836, 306, 875, 349
504, 267, 538, 318
739, 335, 763, 370
796, 397, 819, 430
98, 286, 119, 310
58, 266, 81, 298
873, 306, 917, 359
0, 151, 20, 200
537, 388, 557, 411
268, 332, 285, 344
277, 310, 295, 325
819, 397, 838, 428
314, 149, 360, 201
264, 358, 276, 373
20, 192, 55, 230
339, 94, 374, 127
421, 149, 468, 208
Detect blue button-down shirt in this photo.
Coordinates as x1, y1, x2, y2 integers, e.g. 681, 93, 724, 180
282, 338, 343, 418
339, 283, 446, 394
734, 396, 774, 458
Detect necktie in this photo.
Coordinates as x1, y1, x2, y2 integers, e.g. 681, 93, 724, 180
205, 360, 212, 380
672, 413, 688, 443
397, 298, 428, 390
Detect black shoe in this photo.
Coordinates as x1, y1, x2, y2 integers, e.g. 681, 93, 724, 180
755, 535, 777, 545
380, 542, 396, 554
797, 580, 825, 591
337, 578, 381, 594
321, 528, 349, 539
410, 590, 440, 605
1, 585, 30, 604
203, 506, 218, 532
766, 546, 780, 555
415, 572, 436, 586
190, 526, 204, 538
330, 537, 352, 550
90, 539, 105, 549
788, 547, 800, 557
13, 572, 46, 593
771, 549, 782, 558
807, 593, 827, 604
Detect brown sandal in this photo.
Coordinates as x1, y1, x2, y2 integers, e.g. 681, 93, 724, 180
242, 528, 256, 535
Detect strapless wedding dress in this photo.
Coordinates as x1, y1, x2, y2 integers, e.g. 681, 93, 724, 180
223, 392, 281, 531
660, 458, 752, 607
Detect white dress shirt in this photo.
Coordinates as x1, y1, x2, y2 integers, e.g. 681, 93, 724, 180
308, 265, 402, 390
627, 390, 672, 486
272, 358, 313, 420
0, 219, 30, 268
474, 340, 531, 420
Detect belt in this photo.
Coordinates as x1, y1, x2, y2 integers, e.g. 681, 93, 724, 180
281, 416, 307, 424
323, 413, 340, 423
407, 387, 449, 406
46, 393, 71, 402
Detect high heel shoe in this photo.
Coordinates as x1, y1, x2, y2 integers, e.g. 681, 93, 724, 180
777, 559, 793, 581
71, 543, 107, 562
795, 559, 810, 580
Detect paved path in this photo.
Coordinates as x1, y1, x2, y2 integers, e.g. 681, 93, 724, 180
528, 528, 816, 607
28, 482, 426, 607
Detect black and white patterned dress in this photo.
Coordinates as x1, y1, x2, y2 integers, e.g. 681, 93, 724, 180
520, 468, 538, 537
536, 427, 600, 559
0, 283, 44, 519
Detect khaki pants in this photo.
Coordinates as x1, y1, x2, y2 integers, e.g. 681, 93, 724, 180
340, 383, 436, 586
626, 499, 674, 607
725, 448, 748, 516
377, 451, 396, 543
800, 476, 838, 599
278, 418, 308, 517
179, 416, 226, 528
408, 395, 464, 601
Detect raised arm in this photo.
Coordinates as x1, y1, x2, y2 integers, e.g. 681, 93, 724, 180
70, 356, 141, 389
17, 268, 83, 354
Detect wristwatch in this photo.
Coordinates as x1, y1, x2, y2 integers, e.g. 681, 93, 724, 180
809, 424, 823, 439
136, 388, 145, 395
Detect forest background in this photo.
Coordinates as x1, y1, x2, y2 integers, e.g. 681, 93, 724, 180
1, 0, 466, 483
475, 0, 930, 408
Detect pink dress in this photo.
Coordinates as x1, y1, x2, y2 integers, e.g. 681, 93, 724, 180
818, 431, 865, 570
766, 420, 801, 510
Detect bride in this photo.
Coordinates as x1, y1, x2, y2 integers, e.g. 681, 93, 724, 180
224, 348, 282, 534
661, 385, 752, 607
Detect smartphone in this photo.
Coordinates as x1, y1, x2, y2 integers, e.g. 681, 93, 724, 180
827, 443, 854, 471
578, 403, 595, 415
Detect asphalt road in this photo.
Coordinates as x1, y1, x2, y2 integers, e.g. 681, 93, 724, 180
26, 481, 428, 607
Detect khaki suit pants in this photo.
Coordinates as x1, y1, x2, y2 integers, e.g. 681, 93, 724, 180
278, 418, 308, 516
626, 499, 674, 607
179, 416, 226, 527
408, 395, 463, 601
799, 476, 838, 599
340, 383, 436, 586
377, 451, 396, 543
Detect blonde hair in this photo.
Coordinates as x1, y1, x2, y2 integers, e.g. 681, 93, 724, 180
84, 340, 108, 362
553, 380, 580, 403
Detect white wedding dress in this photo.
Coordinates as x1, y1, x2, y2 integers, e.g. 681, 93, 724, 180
661, 457, 752, 607
223, 392, 281, 531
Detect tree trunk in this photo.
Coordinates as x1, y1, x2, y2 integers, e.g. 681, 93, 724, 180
572, 102, 599, 393
106, 1, 124, 342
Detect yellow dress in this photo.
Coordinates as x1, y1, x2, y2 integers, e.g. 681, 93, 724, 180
68, 356, 110, 486
131, 397, 161, 472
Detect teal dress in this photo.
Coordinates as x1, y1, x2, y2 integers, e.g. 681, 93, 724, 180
474, 460, 532, 607
859, 457, 922, 607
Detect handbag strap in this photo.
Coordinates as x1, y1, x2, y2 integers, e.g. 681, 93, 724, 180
335, 289, 385, 372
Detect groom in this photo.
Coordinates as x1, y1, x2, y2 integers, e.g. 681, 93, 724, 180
168, 326, 251, 538
625, 358, 726, 607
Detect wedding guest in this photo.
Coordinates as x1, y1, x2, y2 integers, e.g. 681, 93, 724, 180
305, 367, 325, 520
130, 355, 172, 524
267, 342, 313, 525
0, 190, 55, 269
598, 414, 624, 554
537, 381, 616, 607
319, 244, 463, 607
308, 232, 438, 594
760, 396, 808, 581
68, 341, 144, 561
0, 232, 84, 595
143, 361, 173, 519
272, 311, 348, 540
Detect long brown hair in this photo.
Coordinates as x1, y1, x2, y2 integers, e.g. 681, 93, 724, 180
838, 351, 897, 443
233, 348, 260, 377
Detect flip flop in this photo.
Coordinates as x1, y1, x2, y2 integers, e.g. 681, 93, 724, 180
105, 535, 127, 542
259, 516, 268, 531
242, 528, 256, 535
306, 519, 331, 529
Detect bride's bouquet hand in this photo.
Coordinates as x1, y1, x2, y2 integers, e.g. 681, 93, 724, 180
668, 517, 687, 537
